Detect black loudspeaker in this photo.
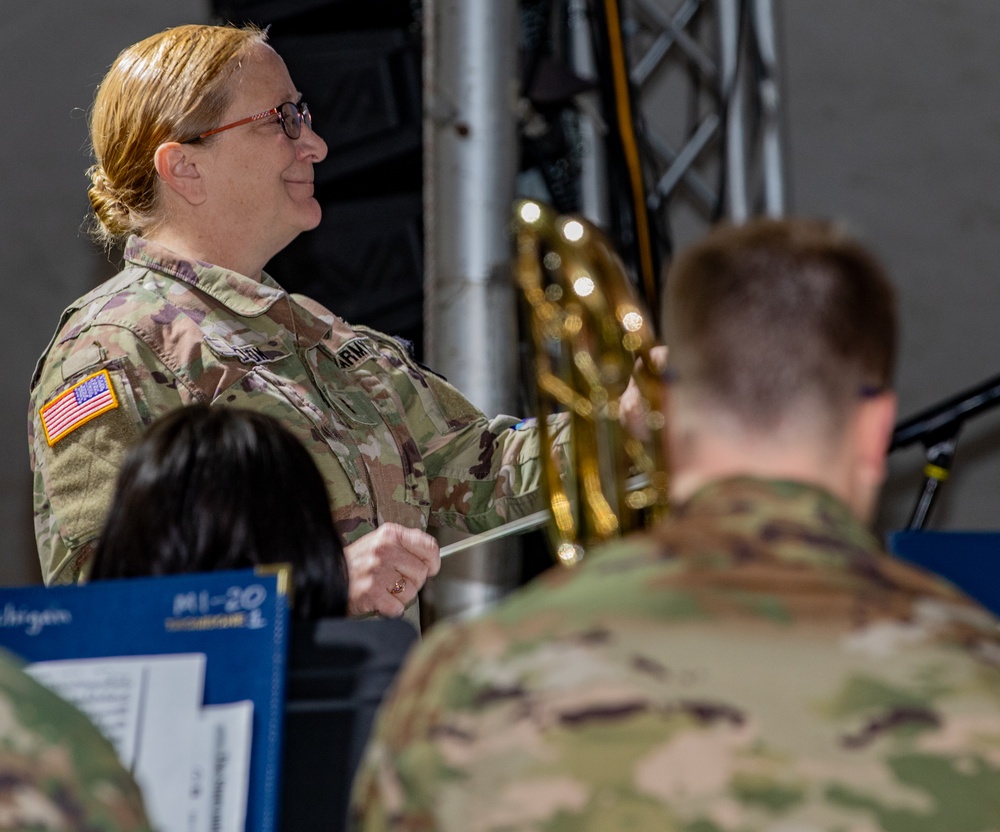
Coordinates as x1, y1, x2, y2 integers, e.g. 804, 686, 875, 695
212, 0, 425, 355
274, 30, 421, 185
269, 192, 423, 339
214, 0, 415, 32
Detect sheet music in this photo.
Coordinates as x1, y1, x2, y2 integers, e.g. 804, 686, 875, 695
26, 653, 252, 832
26, 656, 151, 765
188, 701, 254, 832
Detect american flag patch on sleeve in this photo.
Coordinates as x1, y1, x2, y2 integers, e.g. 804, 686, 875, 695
40, 369, 120, 446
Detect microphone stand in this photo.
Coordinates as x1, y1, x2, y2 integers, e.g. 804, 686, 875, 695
889, 372, 1000, 529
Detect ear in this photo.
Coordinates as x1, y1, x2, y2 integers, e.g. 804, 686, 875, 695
849, 390, 897, 520
153, 142, 207, 206
859, 390, 898, 469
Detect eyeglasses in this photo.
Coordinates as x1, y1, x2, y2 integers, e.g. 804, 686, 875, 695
188, 100, 312, 142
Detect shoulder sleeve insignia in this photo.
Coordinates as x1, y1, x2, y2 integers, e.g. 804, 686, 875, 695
39, 369, 120, 446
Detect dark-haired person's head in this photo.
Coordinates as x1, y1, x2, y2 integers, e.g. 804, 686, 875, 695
92, 405, 348, 618
663, 217, 898, 522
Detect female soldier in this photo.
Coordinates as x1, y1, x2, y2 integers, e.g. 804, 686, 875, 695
29, 24, 566, 618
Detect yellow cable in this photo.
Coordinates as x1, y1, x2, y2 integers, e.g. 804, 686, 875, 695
603, 0, 657, 309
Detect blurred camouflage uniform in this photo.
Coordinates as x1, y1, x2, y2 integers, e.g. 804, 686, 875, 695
0, 647, 150, 831
352, 477, 1000, 831
29, 236, 565, 585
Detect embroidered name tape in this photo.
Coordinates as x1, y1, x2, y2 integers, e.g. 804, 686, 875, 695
203, 335, 287, 365
335, 338, 378, 370
40, 369, 119, 446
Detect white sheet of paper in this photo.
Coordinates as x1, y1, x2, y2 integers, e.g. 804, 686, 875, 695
187, 701, 254, 832
28, 653, 206, 832
26, 657, 146, 765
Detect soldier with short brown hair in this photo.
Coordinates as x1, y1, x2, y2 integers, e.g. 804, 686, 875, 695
352, 218, 1000, 831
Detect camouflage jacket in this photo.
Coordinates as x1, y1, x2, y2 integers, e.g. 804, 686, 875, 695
0, 647, 151, 830
352, 477, 1000, 831
29, 237, 565, 584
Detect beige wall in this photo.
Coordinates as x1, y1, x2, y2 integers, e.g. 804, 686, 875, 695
780, 1, 1000, 532
0, 1, 210, 584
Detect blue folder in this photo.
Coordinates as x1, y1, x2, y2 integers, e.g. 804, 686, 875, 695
888, 530, 1000, 616
0, 567, 291, 832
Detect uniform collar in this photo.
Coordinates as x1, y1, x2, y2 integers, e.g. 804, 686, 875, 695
124, 236, 287, 318
673, 476, 882, 564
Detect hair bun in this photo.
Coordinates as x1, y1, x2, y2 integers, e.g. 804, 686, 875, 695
87, 164, 133, 242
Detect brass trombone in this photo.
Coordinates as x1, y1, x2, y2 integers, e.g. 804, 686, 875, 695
510, 198, 669, 565
438, 199, 668, 565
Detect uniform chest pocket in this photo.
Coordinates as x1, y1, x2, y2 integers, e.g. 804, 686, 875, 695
325, 388, 381, 426
213, 366, 376, 509
310, 343, 386, 427
338, 336, 464, 436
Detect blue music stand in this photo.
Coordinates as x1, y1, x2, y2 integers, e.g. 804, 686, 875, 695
0, 568, 291, 832
888, 530, 1000, 616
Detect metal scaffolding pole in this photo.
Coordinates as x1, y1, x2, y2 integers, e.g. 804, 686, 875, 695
419, 0, 787, 622
423, 0, 522, 623
569, 0, 610, 228
627, 0, 786, 236
718, 0, 749, 221
751, 0, 786, 216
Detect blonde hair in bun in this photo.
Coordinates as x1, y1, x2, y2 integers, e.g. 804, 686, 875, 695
87, 164, 139, 241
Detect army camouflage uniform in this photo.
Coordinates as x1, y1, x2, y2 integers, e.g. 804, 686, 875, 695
0, 646, 151, 831
352, 477, 1000, 831
29, 236, 565, 586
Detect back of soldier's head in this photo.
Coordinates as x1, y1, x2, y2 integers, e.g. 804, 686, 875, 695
664, 217, 897, 440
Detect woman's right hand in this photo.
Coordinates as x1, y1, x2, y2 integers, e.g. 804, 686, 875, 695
343, 523, 441, 617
